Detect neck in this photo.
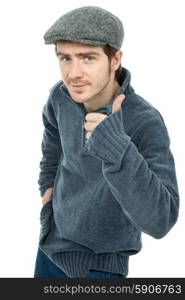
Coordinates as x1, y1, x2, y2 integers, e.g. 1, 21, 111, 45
83, 79, 121, 113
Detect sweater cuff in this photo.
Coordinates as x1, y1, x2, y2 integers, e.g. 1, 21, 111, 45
84, 109, 131, 163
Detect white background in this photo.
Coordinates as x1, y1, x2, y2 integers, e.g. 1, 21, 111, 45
0, 0, 184, 277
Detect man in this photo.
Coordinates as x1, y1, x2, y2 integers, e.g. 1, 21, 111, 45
34, 6, 180, 278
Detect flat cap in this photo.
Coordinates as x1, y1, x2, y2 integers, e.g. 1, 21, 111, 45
43, 6, 124, 50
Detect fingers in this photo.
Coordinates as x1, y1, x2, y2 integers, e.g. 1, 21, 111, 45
84, 113, 107, 135
42, 197, 52, 205
42, 187, 53, 205
85, 113, 107, 122
84, 121, 98, 132
85, 131, 92, 140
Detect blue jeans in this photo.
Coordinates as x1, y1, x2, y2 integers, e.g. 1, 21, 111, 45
34, 248, 124, 278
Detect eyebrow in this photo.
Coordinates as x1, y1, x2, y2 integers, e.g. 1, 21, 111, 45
56, 51, 100, 57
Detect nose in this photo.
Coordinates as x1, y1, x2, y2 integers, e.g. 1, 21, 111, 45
69, 60, 83, 80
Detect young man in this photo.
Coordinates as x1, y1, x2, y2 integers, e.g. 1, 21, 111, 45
34, 6, 180, 278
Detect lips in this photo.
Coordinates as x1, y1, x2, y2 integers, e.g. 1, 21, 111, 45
73, 85, 85, 87
72, 83, 88, 86
72, 84, 88, 90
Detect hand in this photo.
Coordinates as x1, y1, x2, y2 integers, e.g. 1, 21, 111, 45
42, 187, 53, 205
84, 94, 125, 140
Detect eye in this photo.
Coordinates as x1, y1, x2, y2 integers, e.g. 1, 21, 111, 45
60, 56, 70, 62
84, 56, 94, 62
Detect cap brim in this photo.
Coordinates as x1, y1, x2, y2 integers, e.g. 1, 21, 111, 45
44, 35, 108, 47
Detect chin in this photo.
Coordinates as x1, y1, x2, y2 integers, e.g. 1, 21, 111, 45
71, 93, 91, 103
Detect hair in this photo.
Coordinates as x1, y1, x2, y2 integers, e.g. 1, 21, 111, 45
102, 45, 122, 82
55, 41, 122, 82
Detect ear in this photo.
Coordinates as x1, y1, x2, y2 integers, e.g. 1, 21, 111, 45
111, 51, 123, 72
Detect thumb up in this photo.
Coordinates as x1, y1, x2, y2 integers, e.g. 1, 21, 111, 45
112, 94, 125, 113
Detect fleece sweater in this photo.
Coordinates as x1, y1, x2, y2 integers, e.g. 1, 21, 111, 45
38, 67, 179, 278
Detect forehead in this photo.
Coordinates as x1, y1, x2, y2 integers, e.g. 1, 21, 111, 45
56, 41, 105, 55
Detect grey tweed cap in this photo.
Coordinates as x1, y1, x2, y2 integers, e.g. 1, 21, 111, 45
43, 6, 124, 50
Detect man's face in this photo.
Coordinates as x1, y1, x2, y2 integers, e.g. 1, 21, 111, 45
56, 41, 114, 104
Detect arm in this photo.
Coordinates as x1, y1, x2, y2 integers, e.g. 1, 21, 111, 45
84, 107, 180, 239
38, 94, 62, 197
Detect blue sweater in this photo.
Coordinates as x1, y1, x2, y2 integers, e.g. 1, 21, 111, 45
38, 67, 179, 277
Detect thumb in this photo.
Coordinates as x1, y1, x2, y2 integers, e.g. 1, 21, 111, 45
112, 94, 125, 113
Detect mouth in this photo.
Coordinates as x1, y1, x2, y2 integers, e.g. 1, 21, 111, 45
72, 85, 88, 91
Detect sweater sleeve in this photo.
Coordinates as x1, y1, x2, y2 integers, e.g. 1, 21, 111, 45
37, 94, 63, 197
84, 107, 180, 239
